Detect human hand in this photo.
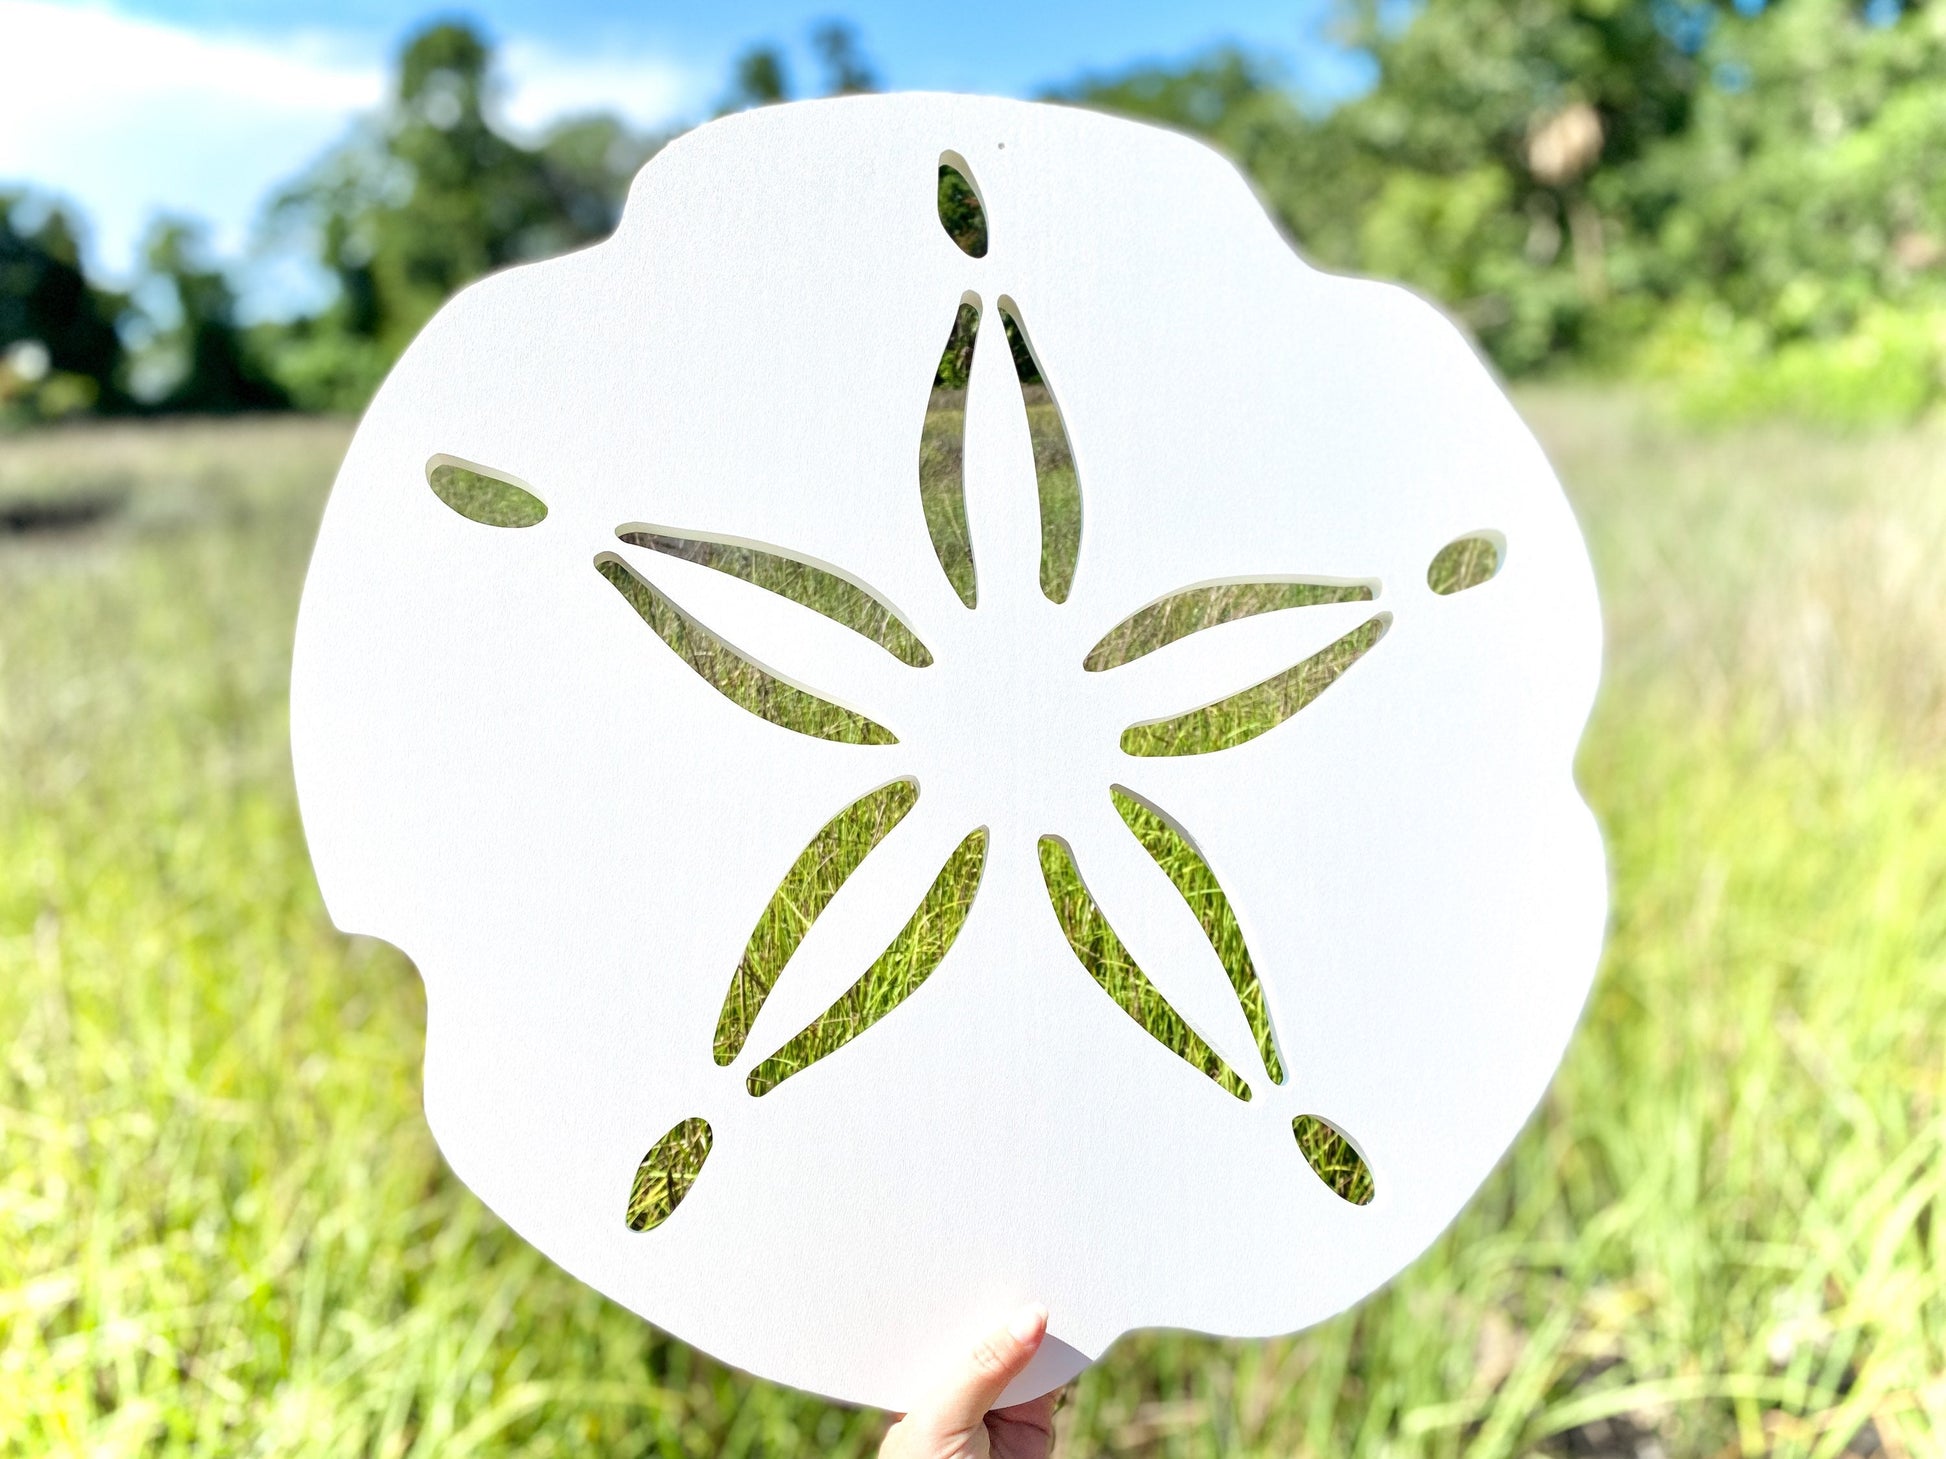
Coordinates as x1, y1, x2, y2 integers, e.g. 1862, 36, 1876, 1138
878, 1303, 1061, 1459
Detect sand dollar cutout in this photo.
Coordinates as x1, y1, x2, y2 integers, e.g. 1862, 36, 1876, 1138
291, 93, 1606, 1409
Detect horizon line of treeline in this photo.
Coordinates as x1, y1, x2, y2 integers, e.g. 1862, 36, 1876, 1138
5, 0, 1945, 430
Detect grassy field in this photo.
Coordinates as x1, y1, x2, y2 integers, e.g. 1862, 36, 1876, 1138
2, 393, 1943, 1456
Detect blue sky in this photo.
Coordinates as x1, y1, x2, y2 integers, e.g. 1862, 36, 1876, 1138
0, 0, 1367, 308
96, 0, 1366, 99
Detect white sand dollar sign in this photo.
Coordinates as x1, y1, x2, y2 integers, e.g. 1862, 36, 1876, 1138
291, 92, 1607, 1409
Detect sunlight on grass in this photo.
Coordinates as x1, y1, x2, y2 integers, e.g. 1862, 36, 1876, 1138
713, 781, 919, 1067
744, 828, 986, 1098
427, 459, 548, 528
1291, 1115, 1373, 1206
1111, 790, 1284, 1086
1039, 833, 1252, 1101
625, 1117, 714, 1231
597, 555, 898, 745
2, 393, 1943, 1454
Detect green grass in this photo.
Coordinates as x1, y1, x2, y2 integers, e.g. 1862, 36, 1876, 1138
429, 461, 549, 529
2, 394, 1943, 1455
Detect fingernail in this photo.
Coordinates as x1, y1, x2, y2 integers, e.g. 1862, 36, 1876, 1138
1007, 1303, 1048, 1344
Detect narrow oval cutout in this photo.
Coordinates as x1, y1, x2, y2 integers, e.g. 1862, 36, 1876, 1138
1111, 789, 1283, 1084
921, 300, 980, 607
1121, 614, 1390, 757
937, 154, 987, 258
620, 529, 932, 668
1039, 836, 1251, 1101
625, 1116, 713, 1230
1293, 1115, 1374, 1206
995, 297, 1079, 605
1087, 581, 1374, 672
713, 781, 920, 1066
427, 457, 547, 528
1427, 533, 1502, 595
597, 557, 896, 745
746, 827, 987, 1096
1002, 312, 1040, 385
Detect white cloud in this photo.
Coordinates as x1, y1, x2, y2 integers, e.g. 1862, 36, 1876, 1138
0, 1, 700, 292
0, 1, 384, 278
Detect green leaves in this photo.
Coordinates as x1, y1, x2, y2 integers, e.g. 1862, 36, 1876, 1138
1060, 0, 1946, 419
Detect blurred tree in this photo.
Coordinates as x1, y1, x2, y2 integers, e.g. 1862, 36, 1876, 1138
0, 193, 128, 421
720, 45, 793, 112
536, 115, 662, 244
266, 19, 660, 408
1060, 0, 1946, 415
135, 218, 288, 413
719, 21, 882, 114
812, 20, 879, 95
1052, 47, 1279, 137
1058, 4, 1699, 373
1636, 0, 1946, 408
17, 4, 1937, 425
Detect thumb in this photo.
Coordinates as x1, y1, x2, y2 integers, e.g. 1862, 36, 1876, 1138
893, 1303, 1048, 1451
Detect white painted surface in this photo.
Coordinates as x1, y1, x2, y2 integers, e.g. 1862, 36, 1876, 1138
291, 92, 1607, 1409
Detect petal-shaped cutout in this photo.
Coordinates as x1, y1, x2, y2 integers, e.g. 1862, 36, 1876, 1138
1111, 787, 1283, 1084
621, 528, 933, 667
598, 557, 895, 745
603, 542, 908, 736
1293, 1115, 1374, 1206
937, 152, 988, 258
733, 805, 969, 1079
747, 825, 987, 1096
1057, 798, 1271, 1089
713, 781, 919, 1065
1085, 579, 1373, 671
961, 289, 1043, 610
625, 1116, 713, 1231
996, 298, 1081, 605
1038, 836, 1249, 1102
426, 455, 547, 528
1427, 532, 1503, 595
1104, 599, 1380, 732
921, 299, 980, 605
1120, 612, 1390, 757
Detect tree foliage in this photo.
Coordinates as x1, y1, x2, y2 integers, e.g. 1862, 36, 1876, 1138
7, 3, 1944, 425
1060, 0, 1946, 419
0, 194, 127, 422
265, 21, 661, 410
138, 218, 288, 413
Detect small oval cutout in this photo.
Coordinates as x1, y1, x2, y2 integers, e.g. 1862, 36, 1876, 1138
938, 154, 988, 258
626, 1116, 713, 1230
1293, 1115, 1374, 1206
1426, 533, 1502, 595
427, 457, 547, 528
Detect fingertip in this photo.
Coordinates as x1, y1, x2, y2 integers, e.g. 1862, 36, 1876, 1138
953, 1302, 1052, 1419
1006, 1302, 1048, 1348
900, 1299, 1057, 1445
